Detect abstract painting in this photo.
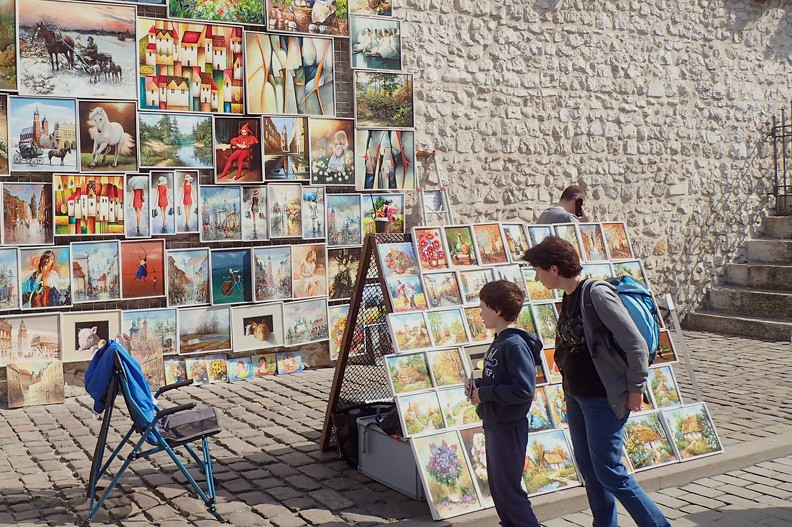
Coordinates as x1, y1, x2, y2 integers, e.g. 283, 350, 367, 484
61, 310, 120, 363
310, 117, 355, 185
120, 240, 165, 300
0, 313, 61, 366
124, 174, 150, 238
355, 129, 415, 190
267, 183, 301, 238
328, 246, 362, 301
231, 302, 284, 352
262, 116, 310, 180
7, 360, 64, 408
266, 0, 349, 36
2, 182, 53, 245
472, 223, 508, 265
139, 112, 214, 169
385, 351, 432, 394
350, 16, 401, 71
326, 193, 362, 246
253, 246, 292, 301
54, 174, 125, 236
0, 247, 19, 311
291, 243, 327, 298
354, 71, 414, 128
214, 117, 262, 183
283, 298, 328, 346
19, 246, 72, 309
178, 306, 231, 354
199, 185, 242, 242
210, 248, 253, 305
78, 100, 137, 172
167, 248, 209, 306
242, 186, 268, 241
70, 240, 120, 303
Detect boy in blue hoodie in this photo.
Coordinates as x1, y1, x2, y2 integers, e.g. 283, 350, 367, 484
468, 280, 543, 527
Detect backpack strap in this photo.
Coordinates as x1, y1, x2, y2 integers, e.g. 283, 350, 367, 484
581, 279, 625, 361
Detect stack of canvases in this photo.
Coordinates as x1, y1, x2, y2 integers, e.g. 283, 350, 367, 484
381, 222, 724, 520
0, 0, 414, 409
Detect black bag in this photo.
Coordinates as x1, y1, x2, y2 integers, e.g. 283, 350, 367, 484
332, 402, 394, 467
376, 407, 403, 436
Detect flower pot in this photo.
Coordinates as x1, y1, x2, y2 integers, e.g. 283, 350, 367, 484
374, 217, 389, 233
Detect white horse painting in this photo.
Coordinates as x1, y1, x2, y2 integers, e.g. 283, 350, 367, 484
87, 106, 135, 168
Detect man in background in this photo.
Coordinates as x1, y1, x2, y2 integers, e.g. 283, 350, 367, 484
537, 185, 591, 224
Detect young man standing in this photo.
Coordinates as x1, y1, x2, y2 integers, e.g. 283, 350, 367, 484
468, 280, 543, 527
537, 184, 591, 224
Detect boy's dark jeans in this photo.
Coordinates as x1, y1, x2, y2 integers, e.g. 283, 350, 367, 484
484, 417, 541, 527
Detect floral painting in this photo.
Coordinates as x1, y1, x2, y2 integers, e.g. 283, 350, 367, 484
427, 308, 469, 347
444, 226, 478, 267
532, 303, 558, 348
354, 71, 413, 128
355, 129, 415, 190
386, 276, 427, 312
458, 269, 493, 305
459, 426, 494, 508
427, 348, 467, 387
362, 193, 404, 234
413, 227, 449, 271
164, 358, 187, 385
398, 391, 444, 437
388, 312, 431, 352
328, 304, 353, 360
185, 357, 208, 384
328, 247, 361, 301
528, 386, 553, 432
472, 223, 508, 265
206, 354, 228, 383
169, 0, 265, 25
578, 223, 608, 262
350, 16, 401, 71
424, 272, 463, 309
53, 175, 125, 236
385, 352, 432, 394
253, 246, 292, 301
378, 242, 418, 278
267, 183, 301, 238
502, 223, 529, 262
464, 307, 494, 344
623, 411, 678, 471
437, 387, 479, 428
283, 298, 328, 346
310, 117, 355, 185
522, 267, 556, 301
7, 360, 64, 409
661, 403, 722, 461
266, 0, 349, 36
19, 246, 72, 309
522, 429, 580, 496
602, 222, 633, 260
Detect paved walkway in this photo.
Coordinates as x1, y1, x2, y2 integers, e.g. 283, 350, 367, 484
0, 331, 789, 526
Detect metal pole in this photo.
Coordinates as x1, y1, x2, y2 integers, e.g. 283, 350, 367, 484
664, 294, 703, 402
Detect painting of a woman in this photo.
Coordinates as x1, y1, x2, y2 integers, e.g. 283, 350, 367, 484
21, 249, 71, 309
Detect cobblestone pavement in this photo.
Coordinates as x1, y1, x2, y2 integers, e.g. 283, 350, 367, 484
0, 331, 789, 527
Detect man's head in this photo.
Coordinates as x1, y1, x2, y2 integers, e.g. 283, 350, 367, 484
558, 185, 587, 215
478, 280, 525, 327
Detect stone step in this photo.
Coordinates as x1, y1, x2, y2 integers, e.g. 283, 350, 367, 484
762, 215, 792, 239
744, 239, 792, 263
684, 311, 792, 341
706, 286, 792, 320
723, 263, 792, 290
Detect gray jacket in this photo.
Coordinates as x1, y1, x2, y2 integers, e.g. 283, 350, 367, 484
579, 281, 649, 419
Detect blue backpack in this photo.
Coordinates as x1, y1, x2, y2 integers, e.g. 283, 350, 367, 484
583, 276, 660, 364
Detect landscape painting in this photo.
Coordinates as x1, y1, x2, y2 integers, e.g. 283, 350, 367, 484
388, 312, 431, 352
266, 0, 349, 36
267, 183, 301, 238
70, 240, 121, 304
464, 307, 494, 343
426, 308, 469, 347
19, 246, 72, 309
527, 225, 553, 246
8, 97, 77, 173
124, 174, 150, 238
242, 186, 268, 241
53, 174, 125, 236
0, 0, 15, 91
532, 303, 558, 348
231, 303, 284, 352
413, 226, 449, 271
437, 386, 479, 428
0, 313, 61, 366
578, 223, 608, 262
120, 239, 165, 300
166, 248, 210, 307
326, 193, 362, 246
253, 246, 292, 302
0, 95, 7, 174
310, 117, 355, 185
514, 304, 536, 338
501, 223, 529, 262
522, 429, 580, 496
2, 182, 53, 245
7, 360, 64, 409
613, 260, 647, 287
0, 247, 19, 311
523, 267, 556, 301
647, 365, 682, 408
458, 269, 493, 304
397, 391, 444, 437
355, 130, 415, 190
350, 16, 401, 71
210, 248, 253, 305
661, 403, 722, 461
492, 264, 526, 294
623, 411, 678, 471
354, 71, 414, 128
178, 306, 231, 354
199, 185, 242, 242
423, 272, 463, 308
602, 222, 633, 260
214, 117, 262, 183
385, 351, 432, 394
169, 0, 264, 25
282, 298, 329, 346
328, 246, 362, 301
139, 112, 214, 169
121, 308, 178, 359
472, 223, 508, 265
263, 116, 310, 180
78, 100, 137, 172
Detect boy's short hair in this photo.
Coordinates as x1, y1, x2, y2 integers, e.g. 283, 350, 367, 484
559, 185, 586, 202
479, 280, 525, 323
522, 236, 582, 278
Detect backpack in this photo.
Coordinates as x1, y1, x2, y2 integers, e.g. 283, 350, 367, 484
582, 277, 660, 364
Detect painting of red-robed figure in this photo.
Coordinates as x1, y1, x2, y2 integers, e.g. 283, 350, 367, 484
214, 118, 262, 184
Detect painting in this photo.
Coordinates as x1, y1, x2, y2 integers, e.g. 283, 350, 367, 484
354, 71, 413, 128
411, 431, 482, 519
545, 383, 567, 428
647, 365, 682, 408
326, 193, 362, 246
578, 223, 608, 262
276, 350, 303, 374
121, 308, 178, 359
291, 243, 327, 298
120, 240, 165, 300
253, 353, 277, 377
532, 303, 558, 348
266, 0, 349, 36
385, 351, 432, 394
613, 260, 647, 288
554, 224, 581, 257
397, 390, 444, 437
465, 307, 494, 344
214, 117, 262, 183
328, 304, 356, 360
283, 298, 328, 346
623, 411, 678, 470
7, 360, 64, 408
0, 1, 15, 91
422, 190, 446, 214
310, 117, 355, 185
514, 304, 536, 337
472, 223, 508, 265
172, 170, 199, 233
423, 272, 463, 308
528, 386, 553, 432
501, 223, 529, 262
655, 330, 678, 365
427, 308, 469, 347
350, 16, 401, 71
661, 403, 722, 461
522, 267, 556, 301
444, 225, 479, 267
178, 306, 231, 354
0, 247, 19, 311
602, 222, 633, 260
18, 0, 136, 99
70, 240, 120, 303
164, 358, 187, 385
231, 302, 284, 352
0, 95, 8, 174
542, 348, 562, 384
137, 18, 245, 114
253, 246, 292, 302
61, 310, 120, 363
206, 354, 228, 383
210, 248, 253, 305
301, 186, 325, 239
139, 112, 214, 169
388, 312, 431, 352
169, 0, 264, 25
582, 263, 613, 281
458, 426, 494, 508
437, 386, 479, 429
124, 174, 150, 238
350, 0, 390, 16
413, 226, 449, 271
54, 174, 124, 236
522, 429, 580, 496
527, 225, 553, 246
263, 116, 310, 180
267, 183, 301, 238
378, 242, 418, 278
385, 276, 427, 312
185, 357, 208, 384
228, 355, 254, 382
199, 185, 242, 242
426, 348, 466, 388
77, 101, 136, 172
150, 172, 176, 235
355, 129, 415, 190
0, 314, 58, 369
492, 264, 527, 294
19, 246, 71, 309
2, 182, 53, 245
126, 332, 164, 390
458, 268, 493, 305
328, 246, 362, 301
242, 186, 268, 241
362, 192, 404, 234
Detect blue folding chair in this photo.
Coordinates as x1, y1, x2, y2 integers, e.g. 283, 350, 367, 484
86, 346, 225, 523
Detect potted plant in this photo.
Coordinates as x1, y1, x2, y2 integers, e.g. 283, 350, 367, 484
369, 195, 392, 233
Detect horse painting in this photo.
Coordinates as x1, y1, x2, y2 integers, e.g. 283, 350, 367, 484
34, 22, 74, 71
48, 146, 72, 165
87, 106, 135, 168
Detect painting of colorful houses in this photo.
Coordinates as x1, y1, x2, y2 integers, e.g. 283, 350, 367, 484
138, 18, 244, 114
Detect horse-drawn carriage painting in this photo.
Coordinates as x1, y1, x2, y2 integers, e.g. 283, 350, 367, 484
0, 0, 16, 91
137, 18, 245, 114
17, 0, 137, 100
78, 100, 137, 172
8, 96, 77, 172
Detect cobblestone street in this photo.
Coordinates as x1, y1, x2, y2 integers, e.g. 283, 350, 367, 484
0, 331, 790, 526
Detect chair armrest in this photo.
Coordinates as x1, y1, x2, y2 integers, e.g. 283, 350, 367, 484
156, 402, 197, 420
154, 379, 193, 398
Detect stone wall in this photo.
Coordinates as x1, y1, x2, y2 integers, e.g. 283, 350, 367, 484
399, 0, 791, 315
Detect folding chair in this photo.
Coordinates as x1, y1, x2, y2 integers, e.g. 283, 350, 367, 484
86, 350, 226, 523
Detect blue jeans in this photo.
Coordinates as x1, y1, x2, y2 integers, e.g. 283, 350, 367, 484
566, 395, 671, 527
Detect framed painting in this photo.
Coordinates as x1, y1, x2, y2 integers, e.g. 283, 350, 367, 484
19, 246, 72, 309
262, 116, 311, 180
7, 360, 64, 408
0, 247, 20, 311
582, 263, 613, 281
124, 174, 150, 238
553, 223, 581, 257
472, 223, 508, 265
385, 275, 427, 313
61, 310, 121, 363
54, 174, 125, 236
522, 429, 581, 496
422, 190, 446, 214
137, 18, 245, 114
623, 411, 678, 471
0, 94, 7, 174
276, 351, 303, 374
301, 186, 326, 239
458, 425, 495, 508
602, 222, 634, 260
384, 351, 433, 395
354, 71, 414, 129
545, 383, 567, 428
377, 242, 419, 278
210, 248, 253, 305
532, 303, 558, 348
242, 186, 268, 241
283, 298, 328, 346
350, 0, 391, 16
214, 117, 262, 183
328, 246, 362, 301
138, 112, 214, 169
492, 264, 527, 294
578, 223, 608, 262
437, 386, 479, 428
528, 386, 553, 432
150, 172, 176, 235
199, 185, 242, 242
328, 304, 359, 361
121, 308, 178, 358
396, 390, 444, 437
613, 260, 648, 288
514, 303, 536, 337
0, 2, 15, 92
310, 117, 355, 185
0, 313, 61, 366
267, 183, 301, 238
178, 306, 231, 354
185, 357, 208, 384
527, 225, 553, 246
17, 0, 137, 100
326, 194, 362, 247
291, 243, 328, 299
120, 240, 165, 300
164, 358, 187, 385
169, 0, 264, 25
245, 32, 334, 115
423, 271, 463, 309
522, 267, 557, 302
253, 246, 292, 302
174, 170, 199, 233
444, 225, 479, 267
166, 248, 210, 307
458, 268, 494, 305
362, 192, 404, 234
206, 354, 228, 383
253, 353, 277, 377
266, 0, 349, 37
655, 329, 679, 365
464, 306, 494, 344
231, 302, 284, 352
350, 16, 401, 72
542, 347, 562, 384
661, 403, 723, 461
355, 129, 415, 190
427, 348, 468, 387
413, 226, 449, 272
500, 223, 529, 262
78, 100, 137, 173
388, 311, 431, 352
426, 308, 470, 347
2, 182, 53, 245
70, 240, 121, 303
228, 356, 254, 382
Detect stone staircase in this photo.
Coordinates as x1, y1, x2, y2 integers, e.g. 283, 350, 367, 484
685, 215, 792, 341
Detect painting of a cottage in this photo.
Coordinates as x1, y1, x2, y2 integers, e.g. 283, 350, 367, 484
623, 411, 678, 471
662, 403, 722, 461
385, 352, 432, 394
522, 429, 580, 496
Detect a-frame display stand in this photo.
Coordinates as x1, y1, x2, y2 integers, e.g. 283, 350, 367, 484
320, 233, 407, 452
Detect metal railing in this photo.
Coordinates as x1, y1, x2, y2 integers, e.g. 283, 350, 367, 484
772, 102, 792, 215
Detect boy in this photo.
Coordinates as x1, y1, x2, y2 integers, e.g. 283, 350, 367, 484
468, 280, 543, 527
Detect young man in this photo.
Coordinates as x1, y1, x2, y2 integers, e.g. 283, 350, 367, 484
536, 184, 590, 224
467, 280, 543, 527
